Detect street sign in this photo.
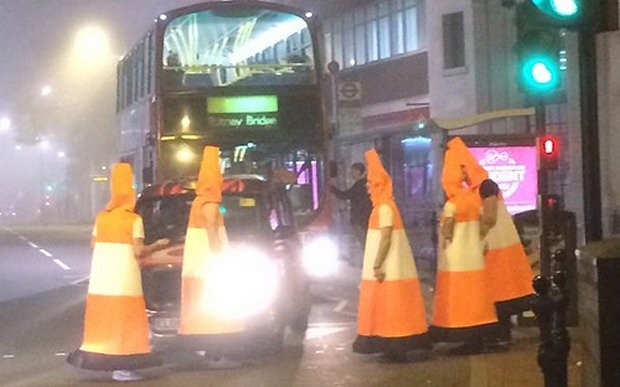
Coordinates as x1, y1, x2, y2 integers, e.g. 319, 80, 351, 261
338, 82, 361, 101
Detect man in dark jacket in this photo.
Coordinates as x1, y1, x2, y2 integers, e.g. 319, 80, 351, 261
330, 163, 372, 250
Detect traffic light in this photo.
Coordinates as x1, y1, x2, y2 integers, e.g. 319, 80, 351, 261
531, 0, 582, 24
515, 1, 562, 97
538, 134, 560, 170
528, 0, 618, 31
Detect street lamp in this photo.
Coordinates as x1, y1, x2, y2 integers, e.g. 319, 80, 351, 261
41, 86, 53, 97
73, 25, 111, 64
0, 117, 11, 131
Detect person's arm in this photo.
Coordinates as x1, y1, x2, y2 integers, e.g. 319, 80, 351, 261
373, 204, 394, 282
480, 196, 498, 239
440, 202, 456, 248
133, 238, 170, 258
131, 216, 169, 258
479, 179, 500, 239
202, 202, 223, 255
373, 226, 393, 282
330, 184, 353, 200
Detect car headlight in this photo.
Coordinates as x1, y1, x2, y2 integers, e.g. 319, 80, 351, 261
302, 236, 339, 277
203, 245, 279, 320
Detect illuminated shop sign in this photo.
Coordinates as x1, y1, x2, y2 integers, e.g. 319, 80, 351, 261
470, 146, 538, 215
207, 95, 278, 129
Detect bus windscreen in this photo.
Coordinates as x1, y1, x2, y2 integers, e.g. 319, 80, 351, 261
163, 8, 316, 89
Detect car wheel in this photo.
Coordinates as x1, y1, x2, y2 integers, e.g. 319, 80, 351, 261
289, 311, 309, 334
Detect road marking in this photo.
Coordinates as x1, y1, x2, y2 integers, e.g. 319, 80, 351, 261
70, 275, 90, 285
53, 259, 71, 271
2, 354, 15, 359
54, 352, 67, 357
27, 241, 39, 249
18, 236, 28, 241
39, 248, 53, 258
334, 300, 348, 313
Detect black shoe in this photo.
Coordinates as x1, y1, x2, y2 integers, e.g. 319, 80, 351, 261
378, 352, 409, 363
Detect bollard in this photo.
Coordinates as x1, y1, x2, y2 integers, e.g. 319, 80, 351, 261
532, 272, 570, 387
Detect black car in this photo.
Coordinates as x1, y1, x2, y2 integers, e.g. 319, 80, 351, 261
136, 175, 310, 351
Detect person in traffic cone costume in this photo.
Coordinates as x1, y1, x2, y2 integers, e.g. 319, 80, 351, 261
68, 163, 169, 381
352, 149, 430, 361
178, 146, 244, 353
480, 178, 535, 342
430, 137, 498, 352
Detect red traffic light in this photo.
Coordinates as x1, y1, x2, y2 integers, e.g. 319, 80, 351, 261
538, 134, 560, 170
543, 138, 555, 154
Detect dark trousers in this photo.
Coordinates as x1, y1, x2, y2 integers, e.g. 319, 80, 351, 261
350, 223, 367, 268
352, 223, 367, 248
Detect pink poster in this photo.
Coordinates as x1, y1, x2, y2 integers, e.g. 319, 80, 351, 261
469, 146, 538, 215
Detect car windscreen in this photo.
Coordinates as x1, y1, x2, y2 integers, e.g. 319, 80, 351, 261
137, 193, 266, 244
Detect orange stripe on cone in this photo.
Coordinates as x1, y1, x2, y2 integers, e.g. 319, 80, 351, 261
432, 270, 498, 328
80, 294, 150, 356
179, 277, 244, 335
357, 279, 427, 338
485, 244, 534, 303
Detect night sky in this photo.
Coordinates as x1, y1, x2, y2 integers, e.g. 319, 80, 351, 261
0, 0, 206, 217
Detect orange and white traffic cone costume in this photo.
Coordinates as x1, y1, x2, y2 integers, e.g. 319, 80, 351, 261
480, 179, 534, 315
430, 137, 498, 343
178, 146, 243, 348
68, 163, 159, 370
352, 149, 429, 355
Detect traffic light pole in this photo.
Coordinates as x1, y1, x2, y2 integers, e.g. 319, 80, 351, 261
578, 29, 603, 242
536, 100, 552, 277
536, 101, 549, 194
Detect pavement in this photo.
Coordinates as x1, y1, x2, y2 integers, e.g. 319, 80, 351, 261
0, 224, 584, 386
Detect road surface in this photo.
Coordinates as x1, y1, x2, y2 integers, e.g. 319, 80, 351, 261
0, 225, 582, 386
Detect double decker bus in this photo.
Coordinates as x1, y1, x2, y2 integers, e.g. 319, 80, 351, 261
116, 1, 330, 235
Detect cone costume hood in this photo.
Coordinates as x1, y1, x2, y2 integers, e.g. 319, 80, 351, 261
365, 149, 394, 206
442, 137, 489, 198
195, 146, 223, 204
105, 163, 136, 212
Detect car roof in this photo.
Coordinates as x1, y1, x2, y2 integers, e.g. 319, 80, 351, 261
138, 174, 269, 200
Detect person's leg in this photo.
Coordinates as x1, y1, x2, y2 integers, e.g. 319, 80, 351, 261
497, 311, 512, 343
353, 224, 366, 267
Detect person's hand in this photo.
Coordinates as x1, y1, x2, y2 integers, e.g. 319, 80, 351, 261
373, 266, 386, 282
155, 238, 170, 248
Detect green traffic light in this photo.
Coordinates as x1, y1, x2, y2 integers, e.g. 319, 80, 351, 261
531, 0, 580, 20
551, 0, 578, 16
520, 54, 561, 94
532, 62, 553, 84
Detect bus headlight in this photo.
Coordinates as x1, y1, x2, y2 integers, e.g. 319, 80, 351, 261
302, 236, 339, 277
203, 246, 279, 320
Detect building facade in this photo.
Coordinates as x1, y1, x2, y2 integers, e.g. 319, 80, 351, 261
280, 0, 616, 259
